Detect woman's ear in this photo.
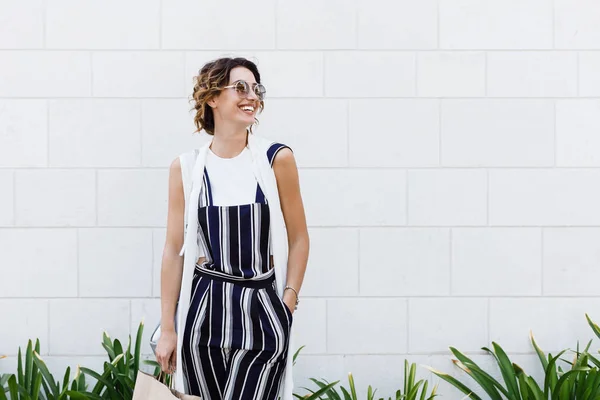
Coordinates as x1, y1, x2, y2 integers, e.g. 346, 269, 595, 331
207, 96, 217, 109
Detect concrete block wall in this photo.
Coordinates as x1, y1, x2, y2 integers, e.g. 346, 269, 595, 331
2, 0, 600, 397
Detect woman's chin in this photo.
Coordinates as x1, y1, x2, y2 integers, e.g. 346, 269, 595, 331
236, 114, 255, 124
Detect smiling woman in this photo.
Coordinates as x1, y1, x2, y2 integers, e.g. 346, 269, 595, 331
189, 58, 266, 137
155, 57, 309, 400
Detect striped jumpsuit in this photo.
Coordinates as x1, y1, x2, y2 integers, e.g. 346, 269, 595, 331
181, 142, 293, 399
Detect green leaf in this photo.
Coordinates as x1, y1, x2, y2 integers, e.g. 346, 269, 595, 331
62, 366, 71, 393
406, 381, 424, 400
450, 346, 506, 400
113, 339, 125, 374
424, 366, 482, 400
348, 372, 357, 399
586, 313, 600, 341
143, 359, 160, 368
544, 350, 568, 397
7, 375, 19, 400
31, 372, 42, 400
134, 321, 144, 381
67, 390, 104, 400
292, 345, 305, 365
301, 380, 341, 400
102, 332, 115, 361
308, 377, 341, 400
40, 377, 51, 399
25, 340, 34, 392
79, 364, 121, 398
404, 359, 409, 396
101, 343, 116, 361
17, 346, 24, 387
32, 351, 59, 397
491, 342, 520, 399
340, 386, 353, 400
103, 361, 134, 397
553, 368, 590, 400
124, 334, 131, 377
530, 330, 549, 372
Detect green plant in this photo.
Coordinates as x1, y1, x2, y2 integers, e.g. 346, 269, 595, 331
0, 339, 88, 400
295, 359, 438, 400
424, 313, 600, 400
78, 320, 145, 400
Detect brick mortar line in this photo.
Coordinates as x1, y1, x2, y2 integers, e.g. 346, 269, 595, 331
5, 295, 600, 300
3, 225, 600, 229
1, 49, 595, 52
1, 96, 598, 100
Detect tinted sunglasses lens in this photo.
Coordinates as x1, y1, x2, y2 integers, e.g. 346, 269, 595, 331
255, 84, 266, 100
235, 81, 248, 94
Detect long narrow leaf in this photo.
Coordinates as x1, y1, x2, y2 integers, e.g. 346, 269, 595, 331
7, 375, 19, 400
67, 390, 104, 400
301, 380, 341, 400
62, 366, 71, 393
339, 386, 353, 400
78, 365, 121, 398
17, 346, 24, 387
450, 346, 506, 400
491, 342, 520, 399
81, 354, 124, 395
530, 330, 549, 372
586, 314, 600, 341
424, 366, 482, 400
134, 321, 144, 381
552, 367, 590, 400
544, 350, 568, 397
32, 352, 59, 397
113, 339, 124, 371
25, 341, 34, 392
308, 378, 341, 400
31, 372, 42, 400
348, 373, 357, 399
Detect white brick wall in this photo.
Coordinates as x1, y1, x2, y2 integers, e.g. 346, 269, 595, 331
1, 0, 600, 398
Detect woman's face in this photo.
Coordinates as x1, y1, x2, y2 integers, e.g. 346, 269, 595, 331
209, 66, 261, 129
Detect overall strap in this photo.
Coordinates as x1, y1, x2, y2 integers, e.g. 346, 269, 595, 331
255, 183, 267, 204
202, 168, 214, 206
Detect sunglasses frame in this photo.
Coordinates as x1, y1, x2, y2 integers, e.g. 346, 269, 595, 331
222, 80, 266, 101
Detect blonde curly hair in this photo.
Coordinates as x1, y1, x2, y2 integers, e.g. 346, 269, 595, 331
189, 57, 265, 136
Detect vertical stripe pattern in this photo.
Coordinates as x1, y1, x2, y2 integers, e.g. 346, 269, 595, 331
182, 142, 294, 399
182, 261, 293, 399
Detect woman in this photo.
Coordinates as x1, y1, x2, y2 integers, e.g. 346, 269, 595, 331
155, 56, 309, 400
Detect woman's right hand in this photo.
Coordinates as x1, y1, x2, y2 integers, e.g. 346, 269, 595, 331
155, 329, 178, 374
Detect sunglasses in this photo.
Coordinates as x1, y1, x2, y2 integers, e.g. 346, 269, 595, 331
222, 80, 266, 101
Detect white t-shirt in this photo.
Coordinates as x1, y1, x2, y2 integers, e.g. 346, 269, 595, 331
205, 146, 257, 206
197, 145, 272, 257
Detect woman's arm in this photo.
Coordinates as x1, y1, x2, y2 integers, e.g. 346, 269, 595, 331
160, 157, 186, 332
272, 148, 309, 314
155, 156, 186, 373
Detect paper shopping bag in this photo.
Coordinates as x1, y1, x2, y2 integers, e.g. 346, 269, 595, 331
133, 370, 201, 400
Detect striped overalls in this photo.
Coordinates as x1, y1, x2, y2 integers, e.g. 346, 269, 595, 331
181, 143, 293, 399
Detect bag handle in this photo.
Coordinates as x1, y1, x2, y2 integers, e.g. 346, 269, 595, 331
157, 370, 174, 389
